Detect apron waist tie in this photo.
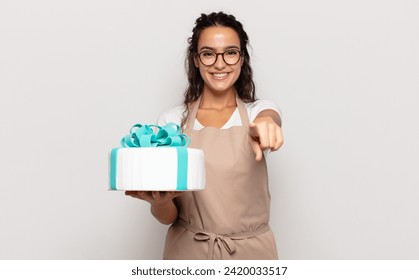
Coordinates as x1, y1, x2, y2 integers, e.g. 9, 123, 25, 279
176, 219, 270, 260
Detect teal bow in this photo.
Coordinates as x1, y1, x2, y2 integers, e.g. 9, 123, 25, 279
121, 123, 190, 148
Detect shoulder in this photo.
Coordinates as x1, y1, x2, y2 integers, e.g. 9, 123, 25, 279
244, 99, 282, 123
156, 104, 186, 126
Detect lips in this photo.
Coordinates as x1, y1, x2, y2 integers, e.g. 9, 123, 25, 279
211, 72, 229, 79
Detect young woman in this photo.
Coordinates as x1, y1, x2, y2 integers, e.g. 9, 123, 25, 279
126, 11, 283, 260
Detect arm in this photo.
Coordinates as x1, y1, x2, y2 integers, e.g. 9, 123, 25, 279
254, 109, 282, 127
248, 109, 284, 161
125, 191, 182, 224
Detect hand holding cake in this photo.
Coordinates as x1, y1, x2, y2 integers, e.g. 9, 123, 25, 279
124, 191, 183, 207
125, 191, 184, 224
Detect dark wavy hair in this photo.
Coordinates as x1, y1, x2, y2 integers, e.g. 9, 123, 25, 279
181, 11, 256, 129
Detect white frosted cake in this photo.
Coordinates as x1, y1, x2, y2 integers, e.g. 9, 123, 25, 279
109, 123, 205, 191
109, 147, 205, 191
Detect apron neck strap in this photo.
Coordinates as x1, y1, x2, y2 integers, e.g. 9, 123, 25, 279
236, 96, 250, 126
185, 94, 250, 132
185, 96, 201, 132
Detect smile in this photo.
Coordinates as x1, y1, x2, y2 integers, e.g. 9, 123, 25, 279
211, 72, 229, 79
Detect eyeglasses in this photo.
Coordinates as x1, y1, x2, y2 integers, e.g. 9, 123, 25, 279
197, 49, 242, 66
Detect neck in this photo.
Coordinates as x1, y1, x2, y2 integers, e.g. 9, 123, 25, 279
200, 89, 237, 110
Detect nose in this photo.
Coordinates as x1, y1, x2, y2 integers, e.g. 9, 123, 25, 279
213, 53, 226, 69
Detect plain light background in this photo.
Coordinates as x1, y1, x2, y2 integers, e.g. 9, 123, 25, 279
1, 0, 418, 259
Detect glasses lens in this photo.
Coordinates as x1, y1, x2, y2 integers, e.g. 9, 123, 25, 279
199, 51, 217, 66
223, 50, 240, 65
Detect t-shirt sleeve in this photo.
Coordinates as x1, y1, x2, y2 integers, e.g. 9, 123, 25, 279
156, 113, 167, 126
246, 99, 282, 123
156, 105, 184, 126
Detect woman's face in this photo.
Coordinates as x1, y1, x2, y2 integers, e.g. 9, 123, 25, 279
194, 26, 243, 96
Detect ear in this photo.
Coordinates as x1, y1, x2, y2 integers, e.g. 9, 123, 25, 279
194, 55, 200, 68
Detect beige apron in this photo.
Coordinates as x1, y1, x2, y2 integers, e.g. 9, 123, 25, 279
163, 96, 278, 260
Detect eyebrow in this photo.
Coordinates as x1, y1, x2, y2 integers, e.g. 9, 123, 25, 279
199, 45, 240, 52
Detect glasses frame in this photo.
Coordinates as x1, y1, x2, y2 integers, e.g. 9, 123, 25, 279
197, 49, 242, 66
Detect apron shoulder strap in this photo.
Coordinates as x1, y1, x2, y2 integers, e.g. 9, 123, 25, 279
184, 96, 201, 133
235, 96, 250, 127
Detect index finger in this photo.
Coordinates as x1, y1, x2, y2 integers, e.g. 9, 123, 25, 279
248, 122, 259, 138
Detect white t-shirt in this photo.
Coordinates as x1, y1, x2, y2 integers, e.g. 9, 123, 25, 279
157, 99, 282, 129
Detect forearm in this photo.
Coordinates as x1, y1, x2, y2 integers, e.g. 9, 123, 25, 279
254, 109, 282, 127
151, 200, 178, 225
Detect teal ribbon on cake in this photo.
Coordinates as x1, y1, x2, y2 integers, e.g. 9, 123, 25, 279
120, 123, 190, 148
110, 123, 190, 191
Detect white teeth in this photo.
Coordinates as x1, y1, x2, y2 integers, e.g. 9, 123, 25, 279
213, 73, 228, 77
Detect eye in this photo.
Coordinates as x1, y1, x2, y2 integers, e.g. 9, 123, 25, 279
226, 50, 239, 56
201, 51, 215, 57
